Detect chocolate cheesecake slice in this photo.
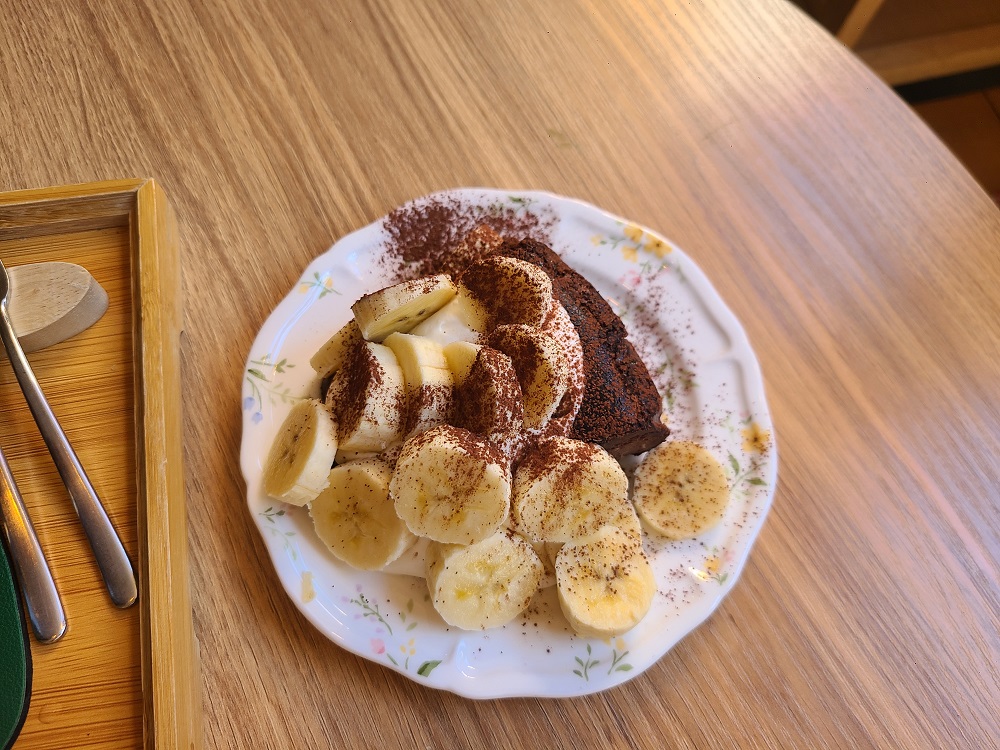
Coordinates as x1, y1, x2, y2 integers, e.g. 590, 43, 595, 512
499, 237, 669, 457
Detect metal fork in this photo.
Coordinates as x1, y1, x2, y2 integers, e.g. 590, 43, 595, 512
0, 259, 137, 609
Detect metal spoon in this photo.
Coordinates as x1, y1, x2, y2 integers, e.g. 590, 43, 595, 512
0, 259, 137, 609
0, 445, 66, 643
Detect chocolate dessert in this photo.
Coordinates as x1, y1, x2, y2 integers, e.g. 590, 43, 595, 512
498, 237, 669, 457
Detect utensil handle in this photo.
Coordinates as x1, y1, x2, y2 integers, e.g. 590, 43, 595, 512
0, 448, 66, 643
0, 304, 137, 608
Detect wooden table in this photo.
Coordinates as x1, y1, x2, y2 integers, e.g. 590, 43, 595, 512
2, 0, 998, 747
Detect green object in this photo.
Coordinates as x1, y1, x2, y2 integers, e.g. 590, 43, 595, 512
0, 536, 31, 749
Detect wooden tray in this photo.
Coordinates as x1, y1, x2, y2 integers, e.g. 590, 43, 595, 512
0, 180, 200, 749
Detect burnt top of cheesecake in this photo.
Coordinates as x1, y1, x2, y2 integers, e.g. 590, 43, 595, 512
499, 237, 669, 457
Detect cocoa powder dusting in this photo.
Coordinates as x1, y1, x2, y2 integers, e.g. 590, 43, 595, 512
453, 347, 524, 440
410, 424, 506, 469
486, 325, 547, 400
380, 195, 555, 280
517, 436, 596, 489
403, 383, 452, 437
328, 343, 372, 434
537, 300, 585, 434
461, 256, 551, 329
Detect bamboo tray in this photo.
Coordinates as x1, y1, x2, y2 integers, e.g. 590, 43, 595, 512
0, 180, 200, 749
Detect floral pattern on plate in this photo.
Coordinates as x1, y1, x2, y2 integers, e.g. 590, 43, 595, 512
240, 189, 776, 699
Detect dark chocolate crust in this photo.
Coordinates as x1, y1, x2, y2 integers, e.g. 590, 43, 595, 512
500, 238, 669, 457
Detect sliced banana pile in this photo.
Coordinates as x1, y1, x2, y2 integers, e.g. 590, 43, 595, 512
261, 251, 731, 636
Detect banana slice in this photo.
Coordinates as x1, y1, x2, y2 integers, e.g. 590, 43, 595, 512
461, 256, 553, 330
309, 319, 363, 378
442, 341, 482, 386
486, 324, 569, 430
502, 516, 557, 589
631, 440, 730, 539
390, 424, 511, 545
425, 529, 543, 630
453, 346, 524, 443
384, 332, 454, 437
309, 457, 416, 570
262, 399, 338, 506
408, 284, 487, 345
512, 436, 641, 543
334, 448, 379, 464
555, 525, 656, 638
327, 341, 406, 453
529, 538, 558, 589
351, 274, 457, 342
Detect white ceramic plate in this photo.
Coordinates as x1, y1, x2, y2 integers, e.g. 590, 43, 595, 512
240, 189, 776, 698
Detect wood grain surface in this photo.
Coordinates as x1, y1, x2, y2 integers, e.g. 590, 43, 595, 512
2, 1, 998, 748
